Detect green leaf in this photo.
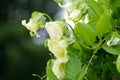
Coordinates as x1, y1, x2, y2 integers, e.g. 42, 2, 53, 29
99, 0, 120, 9
84, 0, 103, 17
46, 60, 58, 80
77, 65, 87, 80
116, 55, 120, 73
102, 42, 120, 55
65, 56, 82, 80
96, 9, 112, 39
74, 22, 96, 46
67, 42, 82, 57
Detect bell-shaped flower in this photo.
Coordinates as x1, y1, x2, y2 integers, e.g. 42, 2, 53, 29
59, 0, 88, 21
45, 22, 64, 40
60, 2, 75, 13
48, 39, 68, 58
22, 11, 46, 37
68, 9, 81, 21
52, 56, 68, 79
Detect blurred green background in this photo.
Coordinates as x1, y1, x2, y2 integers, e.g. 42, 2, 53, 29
0, 0, 60, 80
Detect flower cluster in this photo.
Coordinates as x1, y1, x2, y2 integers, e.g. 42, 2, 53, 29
21, 1, 87, 79
21, 10, 70, 79
21, 0, 120, 80
45, 21, 69, 79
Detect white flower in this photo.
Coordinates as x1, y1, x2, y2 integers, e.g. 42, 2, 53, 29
60, 2, 75, 13
45, 22, 64, 40
68, 9, 81, 21
22, 19, 40, 37
52, 56, 68, 79
48, 39, 68, 58
107, 37, 120, 46
22, 11, 46, 37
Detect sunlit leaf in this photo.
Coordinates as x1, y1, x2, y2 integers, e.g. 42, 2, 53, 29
84, 0, 103, 17
102, 42, 120, 55
74, 22, 96, 46
96, 9, 112, 39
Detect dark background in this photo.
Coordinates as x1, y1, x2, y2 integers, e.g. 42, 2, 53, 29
0, 0, 60, 80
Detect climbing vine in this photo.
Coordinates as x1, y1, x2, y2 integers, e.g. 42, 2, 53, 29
22, 0, 120, 80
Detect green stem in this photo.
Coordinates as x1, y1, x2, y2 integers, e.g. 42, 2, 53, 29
68, 24, 82, 48
41, 75, 47, 80
85, 50, 97, 73
85, 38, 104, 73
32, 74, 42, 80
43, 13, 53, 21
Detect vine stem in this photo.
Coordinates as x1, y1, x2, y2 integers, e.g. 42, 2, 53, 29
41, 75, 47, 80
32, 74, 42, 80
85, 51, 96, 73
67, 22, 101, 74
43, 13, 53, 21
68, 24, 81, 47
85, 38, 104, 73
32, 74, 47, 80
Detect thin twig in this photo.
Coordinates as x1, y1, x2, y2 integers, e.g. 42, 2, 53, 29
43, 13, 53, 21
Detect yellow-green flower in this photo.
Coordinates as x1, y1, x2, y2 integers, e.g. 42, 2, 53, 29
22, 19, 40, 37
60, 2, 75, 13
52, 56, 68, 79
59, 0, 88, 21
45, 22, 64, 40
22, 11, 46, 37
68, 9, 81, 21
48, 39, 68, 58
